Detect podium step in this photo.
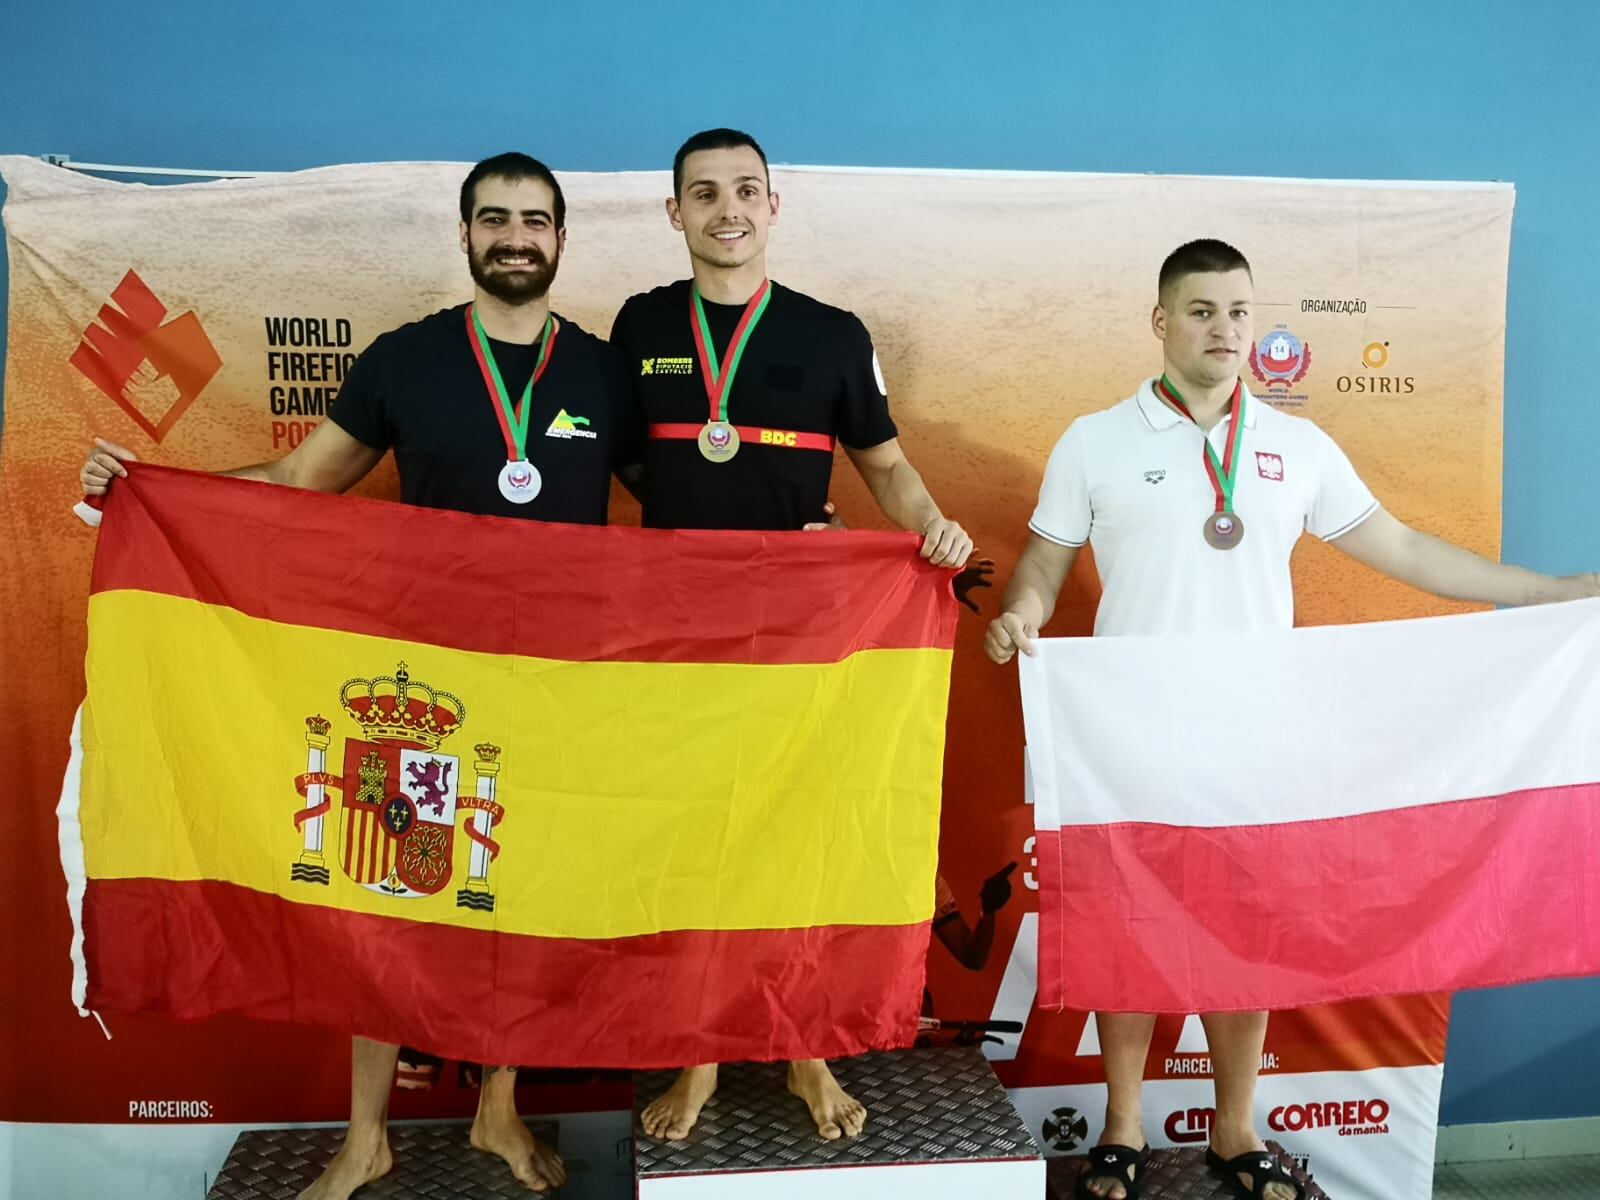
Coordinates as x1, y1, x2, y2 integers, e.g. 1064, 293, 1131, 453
206, 1119, 558, 1198
633, 1046, 1044, 1198
1047, 1143, 1329, 1199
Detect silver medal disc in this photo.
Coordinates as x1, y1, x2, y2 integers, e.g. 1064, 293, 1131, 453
498, 459, 541, 504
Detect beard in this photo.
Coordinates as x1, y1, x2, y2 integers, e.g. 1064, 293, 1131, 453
468, 243, 560, 303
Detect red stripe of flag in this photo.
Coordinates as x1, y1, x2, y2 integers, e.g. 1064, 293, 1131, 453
1036, 781, 1600, 1014
83, 879, 929, 1068
90, 465, 954, 666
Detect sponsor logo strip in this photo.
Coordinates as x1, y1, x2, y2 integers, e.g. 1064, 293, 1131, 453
648, 422, 836, 453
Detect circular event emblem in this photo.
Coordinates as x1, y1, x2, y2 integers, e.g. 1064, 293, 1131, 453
498, 459, 542, 504
1250, 327, 1310, 387
1204, 510, 1245, 550
397, 823, 452, 894
1363, 341, 1390, 370
382, 793, 417, 837
697, 420, 741, 463
1042, 1106, 1089, 1153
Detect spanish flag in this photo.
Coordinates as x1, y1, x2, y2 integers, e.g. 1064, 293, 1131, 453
63, 465, 956, 1067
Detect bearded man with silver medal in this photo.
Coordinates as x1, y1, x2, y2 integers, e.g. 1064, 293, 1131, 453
79, 152, 640, 1200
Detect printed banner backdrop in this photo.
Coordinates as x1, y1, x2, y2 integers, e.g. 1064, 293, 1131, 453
0, 155, 1512, 1199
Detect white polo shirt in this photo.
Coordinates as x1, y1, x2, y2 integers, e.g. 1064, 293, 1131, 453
1028, 378, 1379, 636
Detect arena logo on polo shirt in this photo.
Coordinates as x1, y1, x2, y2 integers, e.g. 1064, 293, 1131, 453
545, 409, 598, 440
640, 356, 694, 376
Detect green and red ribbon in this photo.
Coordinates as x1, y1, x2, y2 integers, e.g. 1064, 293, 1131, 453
466, 303, 559, 461
691, 280, 772, 423
1157, 375, 1245, 515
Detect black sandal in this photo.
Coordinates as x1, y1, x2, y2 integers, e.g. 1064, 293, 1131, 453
1205, 1146, 1305, 1200
1075, 1143, 1150, 1200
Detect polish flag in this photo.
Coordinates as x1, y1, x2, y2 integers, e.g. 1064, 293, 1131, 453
1020, 600, 1600, 1013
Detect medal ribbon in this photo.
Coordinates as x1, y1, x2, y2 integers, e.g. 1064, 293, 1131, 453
1157, 376, 1245, 514
466, 303, 558, 461
691, 279, 772, 423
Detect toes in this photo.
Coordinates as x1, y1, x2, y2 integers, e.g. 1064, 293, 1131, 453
818, 1119, 842, 1140
534, 1146, 567, 1186
664, 1120, 691, 1141
510, 1158, 549, 1192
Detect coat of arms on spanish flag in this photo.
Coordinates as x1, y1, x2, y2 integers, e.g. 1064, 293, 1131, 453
61, 465, 957, 1068
292, 667, 505, 909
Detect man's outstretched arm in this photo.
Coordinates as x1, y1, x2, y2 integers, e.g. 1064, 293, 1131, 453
1332, 508, 1598, 606
83, 421, 383, 498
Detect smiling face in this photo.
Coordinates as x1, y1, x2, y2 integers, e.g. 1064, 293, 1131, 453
666, 145, 779, 273
459, 175, 565, 303
1152, 268, 1255, 391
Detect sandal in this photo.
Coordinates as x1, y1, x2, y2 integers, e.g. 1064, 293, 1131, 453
1205, 1146, 1305, 1200
1075, 1143, 1150, 1200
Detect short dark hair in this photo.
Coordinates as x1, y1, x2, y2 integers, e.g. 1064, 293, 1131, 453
459, 153, 566, 229
672, 128, 770, 197
1158, 239, 1251, 300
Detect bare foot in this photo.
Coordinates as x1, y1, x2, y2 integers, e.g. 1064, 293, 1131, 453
471, 1090, 566, 1193
1209, 1130, 1297, 1200
787, 1059, 866, 1140
641, 1064, 718, 1141
1080, 1110, 1145, 1200
297, 1124, 393, 1200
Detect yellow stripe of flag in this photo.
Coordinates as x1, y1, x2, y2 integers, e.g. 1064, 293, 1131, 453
82, 591, 949, 938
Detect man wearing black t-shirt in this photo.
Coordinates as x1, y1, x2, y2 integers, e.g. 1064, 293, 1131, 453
80, 152, 634, 1199
611, 128, 971, 1144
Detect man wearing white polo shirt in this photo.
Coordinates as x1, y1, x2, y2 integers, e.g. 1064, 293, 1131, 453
985, 239, 1596, 1200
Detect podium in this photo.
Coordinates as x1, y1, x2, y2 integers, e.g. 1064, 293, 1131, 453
206, 1120, 558, 1198
1047, 1143, 1329, 1199
633, 1046, 1044, 1198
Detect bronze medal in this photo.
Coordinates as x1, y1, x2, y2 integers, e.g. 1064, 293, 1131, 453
1203, 510, 1244, 550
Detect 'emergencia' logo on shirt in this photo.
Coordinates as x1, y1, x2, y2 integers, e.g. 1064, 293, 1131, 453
545, 409, 598, 440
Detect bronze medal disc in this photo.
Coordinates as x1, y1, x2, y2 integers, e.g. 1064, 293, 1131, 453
1204, 510, 1245, 550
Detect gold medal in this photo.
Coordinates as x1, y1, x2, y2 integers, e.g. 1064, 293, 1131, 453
697, 421, 740, 463
1203, 511, 1244, 550
691, 282, 769, 465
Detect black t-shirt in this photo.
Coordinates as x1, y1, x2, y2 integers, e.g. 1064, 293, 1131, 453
331, 305, 641, 523
609, 280, 897, 530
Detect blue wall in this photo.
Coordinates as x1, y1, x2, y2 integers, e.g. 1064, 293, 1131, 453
4, 0, 1598, 1125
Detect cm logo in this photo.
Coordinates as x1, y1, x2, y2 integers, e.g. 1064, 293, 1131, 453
1165, 1107, 1214, 1143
